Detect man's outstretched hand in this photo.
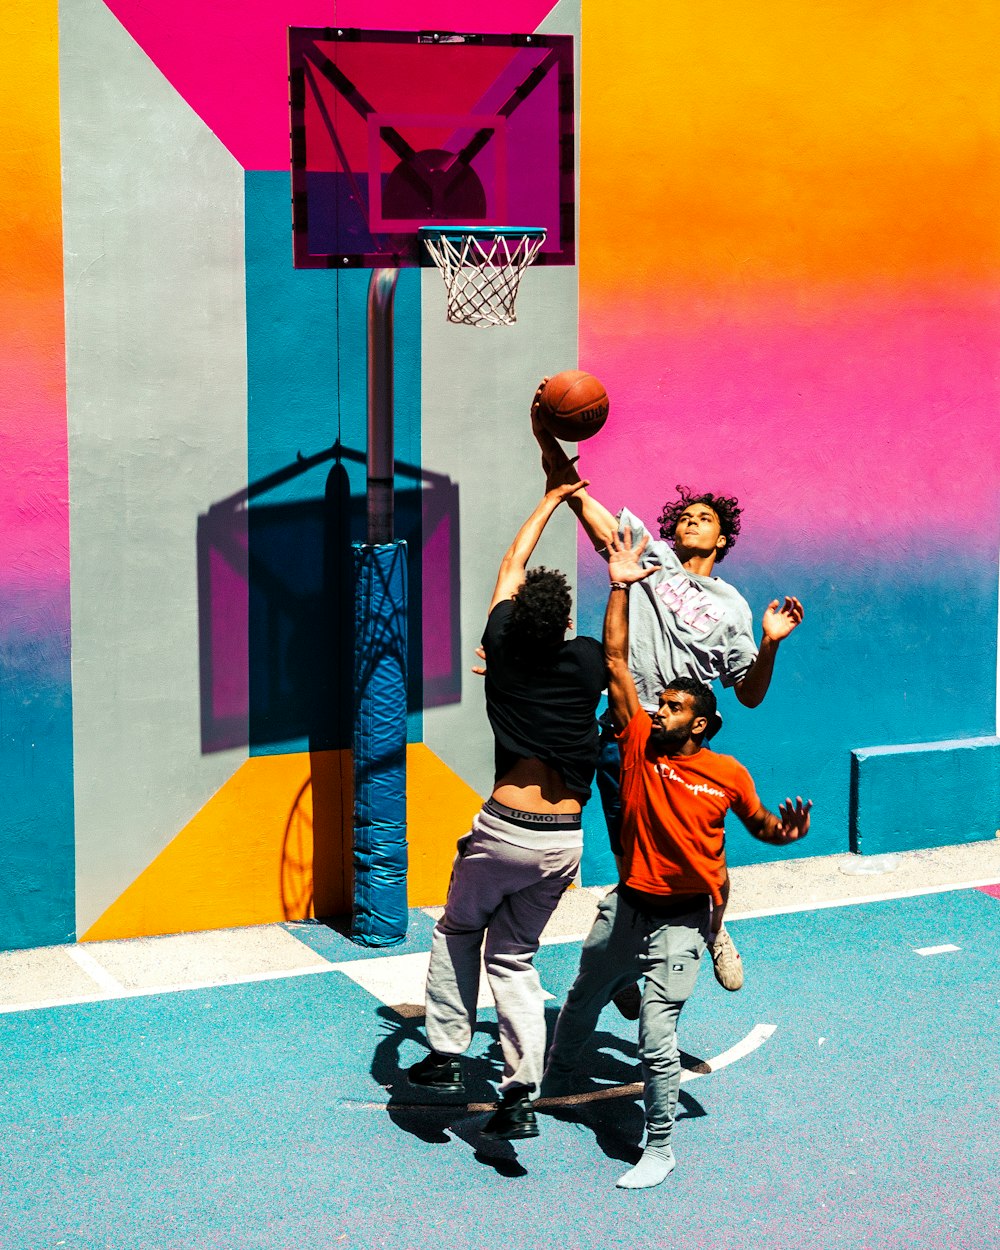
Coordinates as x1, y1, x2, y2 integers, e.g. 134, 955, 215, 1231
775, 796, 812, 842
761, 596, 805, 643
531, 377, 575, 474
607, 529, 655, 587
546, 470, 589, 502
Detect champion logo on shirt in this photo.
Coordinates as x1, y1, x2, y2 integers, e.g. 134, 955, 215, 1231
654, 573, 724, 635
655, 763, 726, 800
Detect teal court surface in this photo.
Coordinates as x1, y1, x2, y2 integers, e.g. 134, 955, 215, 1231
2, 862, 999, 1250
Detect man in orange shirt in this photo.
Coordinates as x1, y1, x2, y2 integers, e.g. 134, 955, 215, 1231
542, 529, 811, 1189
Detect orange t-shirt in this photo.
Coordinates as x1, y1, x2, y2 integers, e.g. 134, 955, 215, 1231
618, 714, 761, 906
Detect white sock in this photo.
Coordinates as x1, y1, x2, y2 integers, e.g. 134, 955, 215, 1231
616, 1145, 676, 1189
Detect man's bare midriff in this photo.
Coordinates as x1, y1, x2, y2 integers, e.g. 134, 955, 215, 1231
492, 756, 584, 814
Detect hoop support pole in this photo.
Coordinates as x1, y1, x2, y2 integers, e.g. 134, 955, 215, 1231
367, 267, 400, 543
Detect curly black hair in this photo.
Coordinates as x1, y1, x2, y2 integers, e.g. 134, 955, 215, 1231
508, 567, 572, 655
656, 486, 742, 562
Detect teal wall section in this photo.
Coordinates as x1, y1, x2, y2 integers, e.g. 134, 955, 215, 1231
244, 172, 423, 758
0, 604, 74, 949
578, 541, 999, 884
851, 737, 1000, 855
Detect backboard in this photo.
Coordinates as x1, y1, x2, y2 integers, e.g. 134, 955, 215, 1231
288, 27, 575, 269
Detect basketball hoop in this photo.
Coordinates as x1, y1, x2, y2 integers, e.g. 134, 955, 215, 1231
419, 226, 546, 327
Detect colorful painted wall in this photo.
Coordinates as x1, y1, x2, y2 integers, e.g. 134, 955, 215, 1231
0, 0, 581, 951
1, 0, 996, 950
575, 0, 1000, 883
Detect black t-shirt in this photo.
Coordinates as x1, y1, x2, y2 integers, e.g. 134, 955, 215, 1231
482, 600, 606, 800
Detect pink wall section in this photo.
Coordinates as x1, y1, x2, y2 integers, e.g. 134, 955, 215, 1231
579, 290, 1000, 557
0, 7, 68, 598
579, 0, 1000, 558
102, 1, 560, 170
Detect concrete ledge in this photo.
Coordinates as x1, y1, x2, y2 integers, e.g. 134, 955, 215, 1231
850, 736, 1000, 855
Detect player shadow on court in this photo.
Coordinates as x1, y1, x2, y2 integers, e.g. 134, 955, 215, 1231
370, 1004, 707, 1176
371, 1006, 533, 1178
537, 1037, 708, 1169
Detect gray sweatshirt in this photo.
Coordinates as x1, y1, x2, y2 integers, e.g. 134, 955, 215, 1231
617, 507, 758, 711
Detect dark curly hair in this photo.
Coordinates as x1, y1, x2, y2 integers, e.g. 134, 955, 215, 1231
656, 486, 742, 562
508, 567, 572, 655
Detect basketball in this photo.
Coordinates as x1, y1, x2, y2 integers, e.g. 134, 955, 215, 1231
535, 371, 609, 442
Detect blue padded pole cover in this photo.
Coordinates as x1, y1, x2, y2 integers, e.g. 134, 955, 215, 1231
351, 540, 408, 946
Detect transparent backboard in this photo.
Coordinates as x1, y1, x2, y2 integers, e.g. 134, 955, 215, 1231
288, 27, 575, 269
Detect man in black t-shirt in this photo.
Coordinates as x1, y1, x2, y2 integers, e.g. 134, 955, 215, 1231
407, 475, 606, 1142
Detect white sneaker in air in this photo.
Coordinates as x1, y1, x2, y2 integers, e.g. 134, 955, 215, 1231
711, 925, 744, 991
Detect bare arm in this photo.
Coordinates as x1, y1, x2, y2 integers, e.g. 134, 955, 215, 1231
603, 529, 655, 731
530, 382, 620, 554
734, 597, 805, 708
710, 867, 732, 938
488, 479, 589, 612
739, 796, 812, 844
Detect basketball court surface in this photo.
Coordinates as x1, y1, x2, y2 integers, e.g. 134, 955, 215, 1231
2, 846, 998, 1250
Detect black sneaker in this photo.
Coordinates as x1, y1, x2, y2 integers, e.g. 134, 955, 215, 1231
406, 1051, 465, 1093
481, 1092, 539, 1140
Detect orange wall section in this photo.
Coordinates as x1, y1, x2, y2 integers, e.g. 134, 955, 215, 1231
82, 746, 480, 941
581, 0, 1000, 303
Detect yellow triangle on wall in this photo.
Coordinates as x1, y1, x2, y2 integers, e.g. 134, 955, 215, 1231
82, 744, 481, 941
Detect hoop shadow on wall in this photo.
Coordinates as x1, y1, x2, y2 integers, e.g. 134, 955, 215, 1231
196, 442, 461, 757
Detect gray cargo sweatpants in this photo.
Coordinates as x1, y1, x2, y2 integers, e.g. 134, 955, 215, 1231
424, 798, 582, 1097
545, 886, 711, 1145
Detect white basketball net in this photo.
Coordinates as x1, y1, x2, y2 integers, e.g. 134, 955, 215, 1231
422, 230, 546, 327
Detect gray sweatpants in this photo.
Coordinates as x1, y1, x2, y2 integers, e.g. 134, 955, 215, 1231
545, 887, 711, 1145
424, 802, 582, 1097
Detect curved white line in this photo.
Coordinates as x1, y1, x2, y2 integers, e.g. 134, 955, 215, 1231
527, 1022, 777, 1109
680, 1021, 777, 1083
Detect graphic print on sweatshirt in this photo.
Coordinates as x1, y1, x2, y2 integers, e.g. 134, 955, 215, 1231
654, 573, 724, 635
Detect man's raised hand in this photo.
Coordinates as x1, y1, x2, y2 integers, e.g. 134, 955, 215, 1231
607, 529, 655, 586
775, 796, 812, 842
545, 455, 588, 499
762, 596, 804, 643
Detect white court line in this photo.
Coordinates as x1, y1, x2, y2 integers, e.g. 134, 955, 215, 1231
65, 946, 125, 995
538, 876, 1000, 946
680, 1021, 777, 1082
0, 961, 342, 1016
3, 877, 996, 1016
727, 877, 1000, 923
914, 943, 961, 956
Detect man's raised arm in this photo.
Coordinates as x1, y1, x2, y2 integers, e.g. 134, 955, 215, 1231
734, 597, 806, 708
488, 477, 589, 612
739, 796, 812, 844
603, 530, 654, 731
531, 380, 620, 554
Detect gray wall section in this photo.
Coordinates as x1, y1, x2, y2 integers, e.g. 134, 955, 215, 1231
60, 0, 249, 933
419, 266, 580, 793
421, 0, 583, 793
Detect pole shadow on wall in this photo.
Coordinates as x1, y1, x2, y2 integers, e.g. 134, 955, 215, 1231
195, 442, 461, 917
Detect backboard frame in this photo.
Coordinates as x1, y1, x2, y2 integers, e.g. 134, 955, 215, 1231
288, 26, 575, 269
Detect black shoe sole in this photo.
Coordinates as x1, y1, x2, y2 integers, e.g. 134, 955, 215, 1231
481, 1122, 539, 1140
407, 1075, 466, 1093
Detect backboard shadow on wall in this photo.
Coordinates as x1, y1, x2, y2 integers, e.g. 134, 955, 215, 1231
197, 446, 461, 755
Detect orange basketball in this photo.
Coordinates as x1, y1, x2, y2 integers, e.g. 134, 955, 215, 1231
536, 370, 609, 442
